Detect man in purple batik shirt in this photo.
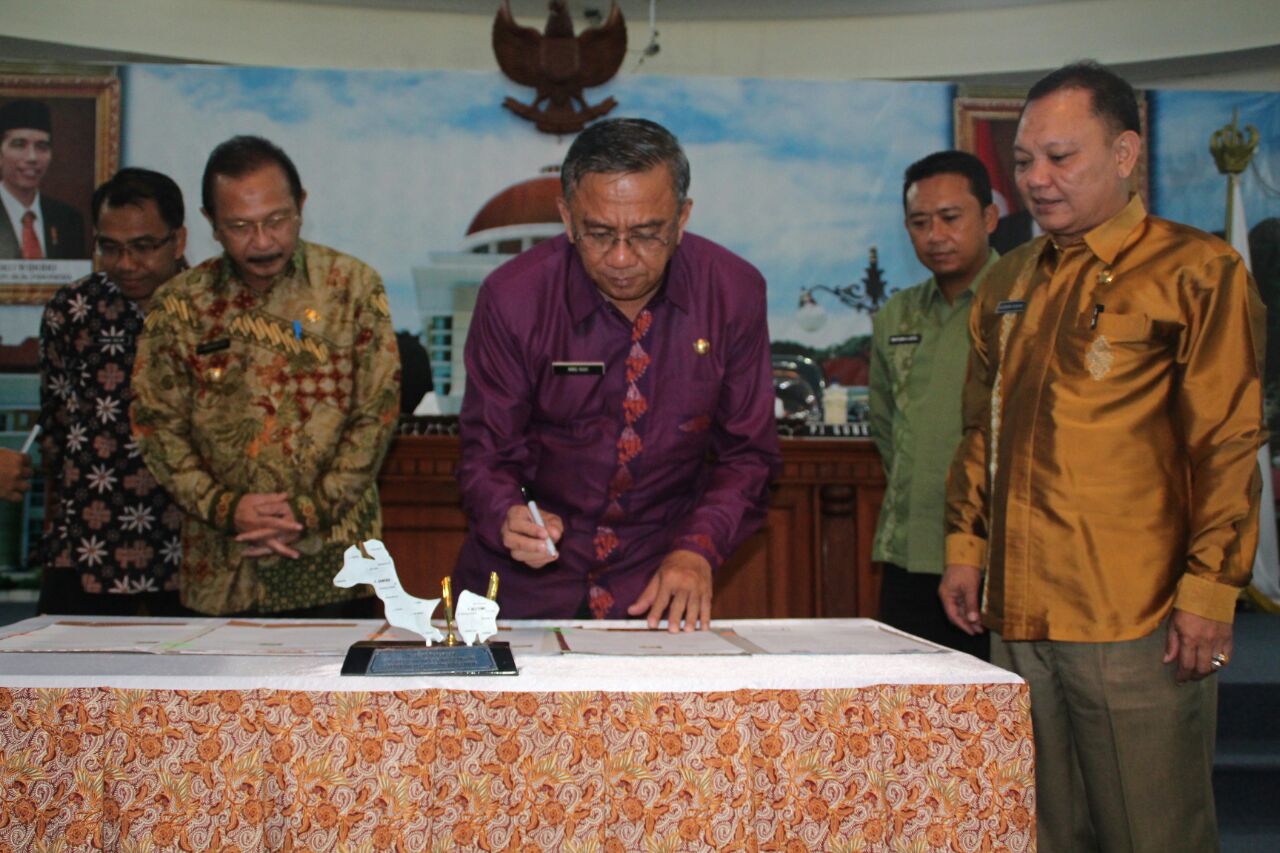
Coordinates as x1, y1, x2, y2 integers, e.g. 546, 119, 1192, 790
454, 118, 779, 631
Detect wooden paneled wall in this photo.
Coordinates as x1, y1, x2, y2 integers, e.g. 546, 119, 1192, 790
378, 436, 886, 618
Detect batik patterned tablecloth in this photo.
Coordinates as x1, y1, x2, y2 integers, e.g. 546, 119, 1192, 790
0, 683, 1031, 852
0, 617, 1033, 851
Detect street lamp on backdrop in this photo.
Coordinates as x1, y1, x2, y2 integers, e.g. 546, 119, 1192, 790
796, 247, 888, 333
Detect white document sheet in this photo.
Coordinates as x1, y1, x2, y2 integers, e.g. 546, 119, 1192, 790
0, 620, 207, 653
173, 620, 383, 655
556, 627, 749, 656
732, 621, 944, 655
492, 627, 563, 656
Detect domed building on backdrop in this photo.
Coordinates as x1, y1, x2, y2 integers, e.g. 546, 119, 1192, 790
412, 166, 564, 403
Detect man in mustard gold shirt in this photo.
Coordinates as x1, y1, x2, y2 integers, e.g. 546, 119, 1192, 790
942, 62, 1264, 852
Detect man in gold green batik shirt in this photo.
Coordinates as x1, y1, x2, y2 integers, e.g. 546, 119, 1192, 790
132, 136, 400, 617
942, 63, 1264, 853
870, 150, 998, 658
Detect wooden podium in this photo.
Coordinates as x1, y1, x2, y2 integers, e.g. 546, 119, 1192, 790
376, 435, 886, 619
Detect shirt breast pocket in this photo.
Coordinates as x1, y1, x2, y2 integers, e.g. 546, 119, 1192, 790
538, 372, 607, 425
191, 348, 248, 408
666, 378, 720, 460
1073, 310, 1160, 380
1087, 310, 1152, 342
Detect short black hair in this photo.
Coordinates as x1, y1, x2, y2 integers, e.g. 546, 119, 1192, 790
1024, 60, 1141, 137
0, 99, 52, 137
92, 168, 185, 230
561, 118, 690, 206
902, 150, 993, 210
201, 135, 304, 216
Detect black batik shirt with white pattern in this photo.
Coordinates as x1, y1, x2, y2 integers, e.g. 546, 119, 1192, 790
37, 272, 183, 594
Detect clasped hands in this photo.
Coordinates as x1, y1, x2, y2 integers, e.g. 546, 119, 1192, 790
501, 504, 712, 632
234, 492, 303, 559
940, 562, 1233, 682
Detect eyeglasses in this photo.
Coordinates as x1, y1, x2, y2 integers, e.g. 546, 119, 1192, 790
573, 225, 674, 257
94, 232, 176, 262
218, 212, 299, 242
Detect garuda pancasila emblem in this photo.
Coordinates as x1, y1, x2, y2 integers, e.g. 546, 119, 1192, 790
493, 0, 627, 135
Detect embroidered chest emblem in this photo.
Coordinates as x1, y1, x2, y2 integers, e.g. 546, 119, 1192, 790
1086, 335, 1114, 380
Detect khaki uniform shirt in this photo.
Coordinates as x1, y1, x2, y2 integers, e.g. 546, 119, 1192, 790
132, 242, 401, 615
869, 250, 997, 574
945, 197, 1265, 641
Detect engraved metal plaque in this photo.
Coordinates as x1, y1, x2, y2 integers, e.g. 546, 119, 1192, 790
341, 640, 517, 676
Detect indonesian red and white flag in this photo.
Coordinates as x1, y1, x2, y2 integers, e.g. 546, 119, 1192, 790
974, 119, 1015, 217
1232, 177, 1280, 610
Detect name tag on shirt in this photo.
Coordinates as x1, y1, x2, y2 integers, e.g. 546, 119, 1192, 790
196, 338, 231, 355
888, 334, 922, 345
995, 300, 1027, 315
553, 361, 605, 376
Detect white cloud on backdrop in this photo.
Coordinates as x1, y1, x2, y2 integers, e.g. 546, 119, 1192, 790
124, 66, 570, 327
118, 65, 1280, 356
122, 65, 953, 349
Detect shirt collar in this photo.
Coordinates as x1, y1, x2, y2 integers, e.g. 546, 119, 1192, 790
566, 239, 604, 325
923, 247, 999, 309
565, 235, 688, 325
0, 183, 39, 227
663, 241, 693, 313
1083, 195, 1147, 264
1038, 195, 1147, 266
216, 240, 308, 291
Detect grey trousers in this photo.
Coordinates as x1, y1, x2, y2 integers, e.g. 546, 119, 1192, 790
991, 626, 1218, 853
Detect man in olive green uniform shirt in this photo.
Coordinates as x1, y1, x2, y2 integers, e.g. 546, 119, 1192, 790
132, 136, 400, 616
942, 63, 1263, 853
870, 150, 997, 656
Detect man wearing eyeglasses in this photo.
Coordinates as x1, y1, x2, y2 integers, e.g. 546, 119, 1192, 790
454, 118, 780, 630
131, 135, 400, 617
35, 167, 188, 615
0, 99, 86, 260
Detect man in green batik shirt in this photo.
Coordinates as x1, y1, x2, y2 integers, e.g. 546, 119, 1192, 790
869, 150, 998, 656
132, 136, 400, 616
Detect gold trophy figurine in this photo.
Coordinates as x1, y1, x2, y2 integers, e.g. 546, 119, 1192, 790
338, 540, 516, 676
441, 577, 461, 646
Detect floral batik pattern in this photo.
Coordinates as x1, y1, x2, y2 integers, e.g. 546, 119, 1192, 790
37, 272, 183, 596
0, 682, 1034, 851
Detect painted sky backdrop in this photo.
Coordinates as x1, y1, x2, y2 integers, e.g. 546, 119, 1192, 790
1150, 89, 1280, 240
121, 64, 953, 348
85, 65, 1280, 353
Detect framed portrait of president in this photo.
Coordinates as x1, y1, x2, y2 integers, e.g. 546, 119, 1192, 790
954, 91, 1149, 255
0, 73, 120, 304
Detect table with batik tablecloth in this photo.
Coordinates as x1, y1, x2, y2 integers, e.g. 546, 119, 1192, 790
0, 616, 1034, 851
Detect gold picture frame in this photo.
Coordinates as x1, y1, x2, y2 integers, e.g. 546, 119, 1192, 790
0, 73, 120, 304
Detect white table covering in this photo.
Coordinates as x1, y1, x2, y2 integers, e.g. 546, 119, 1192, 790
0, 615, 1022, 693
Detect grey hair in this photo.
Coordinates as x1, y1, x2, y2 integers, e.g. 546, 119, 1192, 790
560, 118, 690, 205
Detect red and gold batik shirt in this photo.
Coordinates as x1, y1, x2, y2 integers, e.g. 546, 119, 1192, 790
132, 241, 400, 615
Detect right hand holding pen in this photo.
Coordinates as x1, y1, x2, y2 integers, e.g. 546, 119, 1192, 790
501, 503, 562, 568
